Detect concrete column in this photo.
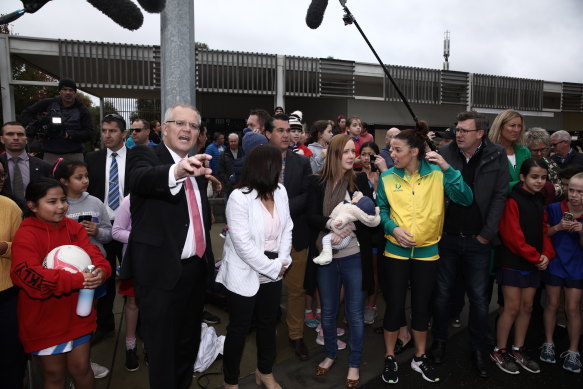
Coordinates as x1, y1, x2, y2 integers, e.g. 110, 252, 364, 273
275, 54, 285, 111
0, 35, 15, 121
160, 0, 196, 116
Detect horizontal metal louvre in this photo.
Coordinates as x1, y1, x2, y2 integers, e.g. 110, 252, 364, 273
196, 49, 276, 95
562, 83, 583, 112
319, 59, 354, 97
440, 70, 469, 105
472, 74, 543, 111
384, 65, 440, 104
284, 56, 319, 97
58, 40, 157, 89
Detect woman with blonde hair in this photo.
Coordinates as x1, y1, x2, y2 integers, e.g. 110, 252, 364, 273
489, 110, 531, 190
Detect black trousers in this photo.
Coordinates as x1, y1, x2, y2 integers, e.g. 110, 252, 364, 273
135, 256, 207, 389
380, 256, 438, 332
223, 281, 282, 385
0, 287, 26, 389
96, 239, 123, 332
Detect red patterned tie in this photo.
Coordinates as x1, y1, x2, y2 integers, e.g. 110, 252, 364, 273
184, 178, 206, 258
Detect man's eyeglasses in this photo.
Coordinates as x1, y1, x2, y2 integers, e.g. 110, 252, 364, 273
550, 140, 566, 147
454, 127, 480, 135
166, 120, 200, 131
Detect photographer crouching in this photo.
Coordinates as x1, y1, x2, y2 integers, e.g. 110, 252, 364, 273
21, 78, 93, 164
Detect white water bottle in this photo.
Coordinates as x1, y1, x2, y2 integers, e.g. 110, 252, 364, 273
77, 265, 95, 317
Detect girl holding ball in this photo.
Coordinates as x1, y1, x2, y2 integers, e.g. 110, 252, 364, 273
10, 178, 110, 389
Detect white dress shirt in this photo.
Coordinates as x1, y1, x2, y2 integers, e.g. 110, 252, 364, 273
104, 146, 127, 220
166, 147, 206, 259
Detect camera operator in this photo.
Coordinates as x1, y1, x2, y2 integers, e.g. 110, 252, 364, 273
21, 78, 93, 164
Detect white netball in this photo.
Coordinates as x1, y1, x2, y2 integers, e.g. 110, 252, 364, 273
43, 245, 92, 274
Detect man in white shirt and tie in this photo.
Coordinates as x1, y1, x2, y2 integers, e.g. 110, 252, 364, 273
85, 114, 130, 341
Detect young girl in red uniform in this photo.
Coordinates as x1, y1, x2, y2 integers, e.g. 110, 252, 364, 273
491, 158, 555, 375
10, 178, 111, 389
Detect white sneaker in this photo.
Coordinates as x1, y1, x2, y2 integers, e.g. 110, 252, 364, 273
316, 330, 347, 350
315, 324, 345, 336
91, 361, 110, 379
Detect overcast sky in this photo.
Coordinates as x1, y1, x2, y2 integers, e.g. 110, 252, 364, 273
2, 0, 582, 83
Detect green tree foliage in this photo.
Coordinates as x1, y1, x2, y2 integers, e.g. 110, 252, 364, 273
130, 99, 161, 123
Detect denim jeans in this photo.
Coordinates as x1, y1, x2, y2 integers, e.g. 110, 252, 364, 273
432, 234, 491, 352
317, 253, 364, 368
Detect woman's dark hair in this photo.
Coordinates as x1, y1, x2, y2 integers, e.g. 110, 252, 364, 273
53, 160, 87, 181
307, 120, 331, 144
235, 144, 282, 200
150, 120, 160, 130
520, 158, 549, 176
360, 141, 380, 154
393, 120, 430, 160
25, 177, 66, 204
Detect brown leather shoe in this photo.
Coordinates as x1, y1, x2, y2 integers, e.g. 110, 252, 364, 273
345, 378, 360, 388
289, 338, 309, 361
315, 360, 335, 376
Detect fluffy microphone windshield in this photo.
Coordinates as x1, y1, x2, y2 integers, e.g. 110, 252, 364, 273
306, 0, 328, 29
86, 0, 144, 31
137, 0, 166, 13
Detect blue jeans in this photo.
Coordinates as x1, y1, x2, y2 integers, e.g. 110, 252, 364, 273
317, 253, 364, 368
432, 234, 491, 352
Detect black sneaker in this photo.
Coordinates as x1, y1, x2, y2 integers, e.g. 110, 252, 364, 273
381, 355, 399, 384
490, 348, 520, 374
203, 310, 221, 325
125, 348, 140, 372
411, 354, 440, 383
510, 348, 540, 373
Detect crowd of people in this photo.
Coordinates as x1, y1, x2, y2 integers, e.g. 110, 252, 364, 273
0, 81, 582, 389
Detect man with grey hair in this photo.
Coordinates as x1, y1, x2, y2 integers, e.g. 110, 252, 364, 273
379, 127, 400, 168
550, 130, 583, 169
218, 132, 244, 197
122, 103, 213, 389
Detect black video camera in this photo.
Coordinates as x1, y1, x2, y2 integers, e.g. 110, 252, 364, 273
25, 109, 64, 139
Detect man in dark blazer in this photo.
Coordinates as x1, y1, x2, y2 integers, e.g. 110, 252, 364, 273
266, 114, 312, 360
85, 114, 130, 340
0, 122, 51, 205
121, 104, 213, 389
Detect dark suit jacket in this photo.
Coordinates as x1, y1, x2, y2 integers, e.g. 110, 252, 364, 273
120, 144, 213, 290
0, 153, 52, 197
85, 148, 132, 203
283, 150, 312, 251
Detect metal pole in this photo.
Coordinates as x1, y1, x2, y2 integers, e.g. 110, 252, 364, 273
160, 0, 196, 117
0, 35, 16, 121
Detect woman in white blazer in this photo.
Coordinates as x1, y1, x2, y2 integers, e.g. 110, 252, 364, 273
217, 144, 293, 389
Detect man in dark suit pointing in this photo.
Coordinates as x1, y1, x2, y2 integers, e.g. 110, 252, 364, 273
122, 104, 213, 389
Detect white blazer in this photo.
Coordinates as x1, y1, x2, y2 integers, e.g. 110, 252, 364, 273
216, 184, 294, 297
